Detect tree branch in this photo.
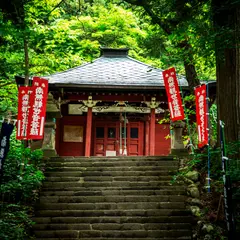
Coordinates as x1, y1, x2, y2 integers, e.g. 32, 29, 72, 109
0, 81, 15, 88
46, 0, 66, 18
124, 0, 201, 90
24, 38, 29, 86
124, 0, 172, 34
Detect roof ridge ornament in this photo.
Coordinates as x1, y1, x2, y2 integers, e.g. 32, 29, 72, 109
100, 47, 129, 57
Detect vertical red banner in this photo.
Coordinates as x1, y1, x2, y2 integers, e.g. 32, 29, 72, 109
162, 67, 185, 121
195, 84, 208, 148
16, 87, 33, 140
27, 77, 48, 139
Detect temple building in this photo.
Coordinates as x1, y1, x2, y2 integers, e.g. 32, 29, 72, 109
17, 48, 215, 157
44, 48, 189, 157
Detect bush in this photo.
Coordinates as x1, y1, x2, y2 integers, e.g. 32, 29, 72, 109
0, 143, 45, 239
0, 204, 35, 240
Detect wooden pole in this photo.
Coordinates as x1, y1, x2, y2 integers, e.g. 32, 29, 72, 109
145, 120, 150, 156
119, 120, 122, 155
85, 107, 92, 157
24, 38, 29, 86
123, 112, 127, 156
149, 108, 155, 156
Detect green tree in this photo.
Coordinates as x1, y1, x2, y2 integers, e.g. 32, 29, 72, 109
0, 1, 152, 116
121, 0, 213, 90
212, 0, 240, 143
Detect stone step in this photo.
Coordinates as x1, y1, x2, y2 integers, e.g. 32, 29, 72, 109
46, 166, 178, 172
36, 238, 191, 240
44, 170, 176, 177
33, 156, 191, 240
37, 202, 186, 211
34, 229, 192, 238
39, 195, 186, 203
41, 185, 185, 193
42, 181, 175, 189
44, 176, 173, 182
49, 156, 175, 162
32, 216, 194, 224
35, 209, 191, 217
41, 189, 186, 196
33, 222, 191, 231
47, 161, 178, 168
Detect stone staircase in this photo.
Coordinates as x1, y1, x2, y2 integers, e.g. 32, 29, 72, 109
33, 156, 193, 240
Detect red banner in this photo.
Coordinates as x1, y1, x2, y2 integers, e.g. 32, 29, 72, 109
162, 67, 185, 121
195, 84, 208, 148
27, 77, 48, 139
16, 87, 33, 140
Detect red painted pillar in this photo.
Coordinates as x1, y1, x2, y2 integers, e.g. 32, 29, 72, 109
149, 108, 155, 156
85, 107, 92, 157
145, 120, 150, 156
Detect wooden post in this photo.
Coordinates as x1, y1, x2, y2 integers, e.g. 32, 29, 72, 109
123, 112, 127, 156
85, 107, 92, 157
149, 108, 155, 156
145, 120, 150, 156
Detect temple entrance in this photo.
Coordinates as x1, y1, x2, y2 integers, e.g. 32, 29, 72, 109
94, 120, 144, 156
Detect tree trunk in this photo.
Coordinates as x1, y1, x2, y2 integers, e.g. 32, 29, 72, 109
178, 39, 200, 92
184, 61, 199, 92
212, 0, 240, 143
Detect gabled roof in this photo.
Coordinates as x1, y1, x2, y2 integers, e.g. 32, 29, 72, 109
45, 48, 188, 90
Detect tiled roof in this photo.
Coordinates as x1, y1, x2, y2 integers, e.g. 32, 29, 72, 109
45, 48, 188, 89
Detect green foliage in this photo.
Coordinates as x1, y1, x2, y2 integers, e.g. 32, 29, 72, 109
1, 146, 44, 202
0, 142, 44, 239
184, 140, 240, 231
209, 103, 217, 143
122, 0, 215, 79
0, 204, 35, 240
0, 1, 156, 117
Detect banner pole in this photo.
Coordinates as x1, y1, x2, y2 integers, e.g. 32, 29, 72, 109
219, 120, 235, 239
206, 83, 211, 193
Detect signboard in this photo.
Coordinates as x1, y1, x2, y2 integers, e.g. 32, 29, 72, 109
16, 77, 48, 140
162, 67, 185, 121
68, 104, 165, 114
0, 122, 14, 182
27, 77, 48, 139
195, 84, 208, 148
16, 86, 33, 140
63, 125, 83, 142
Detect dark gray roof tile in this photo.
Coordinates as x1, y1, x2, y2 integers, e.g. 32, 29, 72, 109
45, 54, 188, 89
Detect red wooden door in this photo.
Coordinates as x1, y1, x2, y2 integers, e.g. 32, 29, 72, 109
94, 124, 105, 156
105, 123, 119, 156
94, 121, 143, 156
128, 122, 144, 156
94, 122, 119, 156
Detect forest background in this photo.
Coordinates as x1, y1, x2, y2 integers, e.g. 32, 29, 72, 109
1, 0, 239, 143
0, 0, 216, 118
0, 0, 240, 239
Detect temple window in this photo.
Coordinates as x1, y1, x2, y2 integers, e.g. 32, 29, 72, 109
130, 128, 138, 139
96, 127, 104, 138
108, 128, 116, 138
